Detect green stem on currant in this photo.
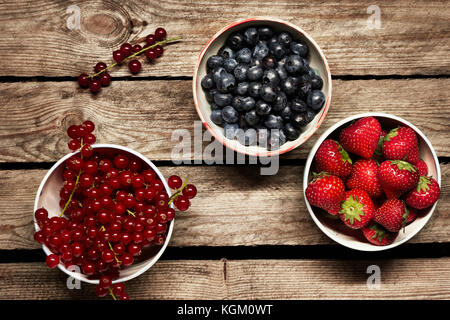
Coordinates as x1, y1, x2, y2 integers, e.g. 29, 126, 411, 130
168, 175, 189, 205
108, 241, 121, 264
109, 288, 117, 300
126, 209, 136, 217
88, 37, 182, 79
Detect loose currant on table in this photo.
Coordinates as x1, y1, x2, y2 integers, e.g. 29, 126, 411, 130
34, 120, 197, 300
77, 27, 181, 93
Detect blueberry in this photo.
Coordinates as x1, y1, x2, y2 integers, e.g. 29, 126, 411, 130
290, 41, 308, 57
264, 114, 283, 129
280, 105, 292, 121
285, 55, 303, 74
252, 42, 269, 60
205, 88, 217, 103
258, 26, 274, 40
277, 57, 287, 67
244, 27, 258, 46
284, 122, 300, 141
291, 97, 307, 113
207, 55, 223, 70
232, 96, 246, 112
242, 96, 256, 111
310, 75, 323, 90
212, 67, 226, 83
224, 123, 239, 139
218, 46, 235, 59
236, 48, 252, 64
297, 77, 312, 100
223, 58, 238, 73
221, 106, 239, 123
262, 55, 277, 69
269, 42, 287, 60
280, 77, 298, 96
267, 36, 279, 48
234, 63, 249, 81
247, 66, 263, 81
307, 90, 325, 111
272, 91, 288, 112
227, 32, 245, 51
216, 72, 235, 93
275, 65, 288, 80
201, 73, 214, 90
259, 84, 278, 103
235, 82, 249, 96
248, 82, 262, 98
262, 69, 280, 86
245, 110, 260, 126
238, 115, 248, 129
290, 112, 308, 128
238, 128, 258, 146
278, 32, 292, 47
211, 102, 221, 110
308, 67, 317, 78
210, 110, 223, 126
255, 100, 272, 116
268, 129, 287, 149
214, 92, 233, 107
306, 108, 316, 122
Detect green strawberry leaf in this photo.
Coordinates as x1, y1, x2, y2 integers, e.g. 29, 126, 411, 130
384, 127, 399, 142
391, 160, 417, 173
339, 195, 365, 225
338, 143, 352, 165
416, 176, 432, 193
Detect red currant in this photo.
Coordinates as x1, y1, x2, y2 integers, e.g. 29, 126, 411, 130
168, 175, 182, 189
132, 44, 142, 53
68, 139, 81, 151
120, 43, 132, 57
99, 72, 111, 86
154, 27, 167, 41
46, 254, 60, 269
78, 74, 90, 88
84, 133, 96, 145
113, 50, 125, 63
145, 48, 157, 60
67, 125, 79, 139
99, 275, 112, 289
94, 62, 107, 73
182, 184, 197, 199
174, 195, 190, 211
35, 208, 48, 222
146, 34, 156, 46
89, 79, 102, 93
81, 144, 94, 158
154, 45, 164, 58
128, 59, 141, 74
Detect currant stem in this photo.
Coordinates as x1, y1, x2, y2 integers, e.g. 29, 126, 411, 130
88, 37, 182, 79
126, 209, 136, 217
109, 288, 118, 300
59, 170, 81, 217
168, 175, 189, 205
108, 241, 121, 264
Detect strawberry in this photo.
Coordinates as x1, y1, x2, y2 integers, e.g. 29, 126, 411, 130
373, 129, 388, 162
305, 172, 346, 215
374, 199, 408, 232
339, 189, 374, 229
382, 126, 419, 164
362, 222, 398, 246
415, 159, 428, 176
314, 139, 352, 178
405, 206, 418, 225
346, 159, 383, 198
405, 176, 440, 209
339, 116, 381, 159
378, 160, 419, 198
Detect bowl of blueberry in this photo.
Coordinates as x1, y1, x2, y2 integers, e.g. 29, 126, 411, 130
193, 17, 331, 157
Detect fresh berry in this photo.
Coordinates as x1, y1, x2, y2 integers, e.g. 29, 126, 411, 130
362, 223, 398, 246
314, 139, 352, 178
94, 62, 107, 73
305, 173, 345, 215
154, 27, 167, 41
120, 43, 132, 57
405, 176, 440, 209
112, 50, 125, 63
78, 74, 90, 88
99, 73, 111, 87
146, 34, 156, 46
346, 159, 383, 198
168, 175, 182, 189
374, 199, 408, 232
339, 116, 381, 159
128, 60, 141, 74
415, 159, 428, 176
405, 207, 418, 224
46, 254, 60, 269
339, 189, 374, 229
373, 129, 387, 162
382, 126, 419, 164
378, 160, 419, 198
89, 79, 102, 93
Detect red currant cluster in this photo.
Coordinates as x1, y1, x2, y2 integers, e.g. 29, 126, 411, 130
33, 121, 197, 300
78, 27, 181, 93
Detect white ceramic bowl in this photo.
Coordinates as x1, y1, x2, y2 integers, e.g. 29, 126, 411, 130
34, 144, 174, 284
193, 17, 332, 157
303, 113, 441, 251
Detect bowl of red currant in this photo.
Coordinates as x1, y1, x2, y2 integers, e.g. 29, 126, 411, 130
33, 121, 197, 299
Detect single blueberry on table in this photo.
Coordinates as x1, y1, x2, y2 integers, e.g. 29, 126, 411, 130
262, 69, 280, 87
210, 110, 224, 126
259, 84, 278, 103
245, 110, 261, 127
221, 106, 239, 123
258, 26, 274, 40
223, 58, 238, 73
284, 122, 300, 141
218, 46, 235, 59
280, 77, 297, 96
290, 41, 308, 57
207, 55, 224, 70
264, 114, 283, 129
255, 100, 272, 116
214, 92, 233, 107
285, 55, 303, 74
248, 82, 263, 98
234, 63, 249, 81
291, 97, 307, 113
272, 91, 288, 112
235, 82, 249, 96
201, 73, 214, 90
244, 27, 258, 46
216, 72, 235, 93
236, 48, 252, 64
252, 42, 269, 60
247, 65, 263, 81
227, 32, 245, 51
307, 90, 325, 111
278, 32, 292, 47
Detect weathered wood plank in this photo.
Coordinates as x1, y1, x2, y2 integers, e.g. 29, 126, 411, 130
0, 258, 449, 299
0, 0, 448, 77
0, 78, 448, 162
0, 164, 448, 250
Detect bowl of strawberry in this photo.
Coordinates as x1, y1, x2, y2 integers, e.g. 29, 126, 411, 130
304, 113, 441, 251
33, 121, 197, 299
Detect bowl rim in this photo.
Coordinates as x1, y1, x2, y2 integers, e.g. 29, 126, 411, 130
192, 16, 332, 157
33, 143, 174, 284
303, 112, 441, 251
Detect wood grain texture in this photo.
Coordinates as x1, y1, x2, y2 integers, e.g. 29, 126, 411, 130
0, 0, 448, 77
0, 164, 448, 250
0, 258, 449, 299
0, 78, 449, 163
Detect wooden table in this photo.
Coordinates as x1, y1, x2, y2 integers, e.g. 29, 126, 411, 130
0, 0, 448, 300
